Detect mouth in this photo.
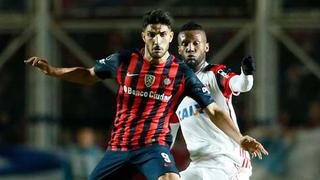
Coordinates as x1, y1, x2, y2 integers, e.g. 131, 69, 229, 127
153, 46, 162, 52
186, 55, 196, 60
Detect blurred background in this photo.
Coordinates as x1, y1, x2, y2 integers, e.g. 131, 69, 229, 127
0, 0, 319, 179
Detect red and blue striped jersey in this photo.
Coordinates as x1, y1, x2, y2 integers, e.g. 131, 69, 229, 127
94, 48, 214, 151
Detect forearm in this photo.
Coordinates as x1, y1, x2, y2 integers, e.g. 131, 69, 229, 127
229, 68, 253, 92
205, 103, 242, 144
50, 67, 99, 85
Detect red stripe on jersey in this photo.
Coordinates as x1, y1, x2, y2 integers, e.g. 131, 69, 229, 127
157, 61, 183, 144
110, 53, 139, 151
158, 77, 185, 145
211, 64, 237, 98
222, 72, 237, 98
142, 62, 175, 146
170, 113, 179, 124
241, 158, 246, 167
119, 59, 151, 150
126, 57, 166, 149
108, 63, 123, 148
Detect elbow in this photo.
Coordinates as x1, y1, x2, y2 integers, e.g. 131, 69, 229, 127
237, 71, 254, 92
242, 81, 253, 92
206, 103, 219, 118
244, 77, 254, 91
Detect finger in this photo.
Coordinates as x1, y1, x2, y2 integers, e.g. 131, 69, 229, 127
256, 151, 262, 159
24, 57, 35, 64
251, 151, 255, 157
30, 57, 41, 66
32, 59, 38, 66
34, 59, 44, 67
258, 144, 269, 155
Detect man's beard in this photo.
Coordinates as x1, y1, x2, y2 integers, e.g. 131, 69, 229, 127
148, 47, 166, 59
185, 59, 198, 71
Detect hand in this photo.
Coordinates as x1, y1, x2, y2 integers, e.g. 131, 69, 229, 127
240, 135, 268, 159
241, 56, 256, 75
24, 57, 53, 75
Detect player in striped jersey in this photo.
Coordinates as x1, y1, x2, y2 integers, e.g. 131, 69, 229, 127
170, 22, 258, 180
25, 10, 267, 180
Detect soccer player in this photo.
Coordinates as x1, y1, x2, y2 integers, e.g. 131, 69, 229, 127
25, 10, 267, 180
170, 22, 258, 180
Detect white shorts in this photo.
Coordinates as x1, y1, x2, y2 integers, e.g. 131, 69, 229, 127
181, 157, 251, 180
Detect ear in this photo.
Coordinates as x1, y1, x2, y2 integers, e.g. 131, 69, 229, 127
141, 31, 146, 43
205, 43, 209, 52
178, 45, 183, 55
169, 31, 174, 43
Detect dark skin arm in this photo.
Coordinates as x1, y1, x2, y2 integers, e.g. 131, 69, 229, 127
205, 102, 268, 159
24, 57, 99, 85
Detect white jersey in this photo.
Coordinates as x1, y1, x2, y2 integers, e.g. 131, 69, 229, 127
172, 62, 252, 175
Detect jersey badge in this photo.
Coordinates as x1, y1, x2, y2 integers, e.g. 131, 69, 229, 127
145, 74, 155, 87
162, 77, 173, 87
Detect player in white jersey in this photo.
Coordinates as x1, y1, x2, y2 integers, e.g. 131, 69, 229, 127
170, 22, 258, 180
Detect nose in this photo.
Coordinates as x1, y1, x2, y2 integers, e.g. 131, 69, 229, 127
154, 35, 160, 45
186, 43, 195, 52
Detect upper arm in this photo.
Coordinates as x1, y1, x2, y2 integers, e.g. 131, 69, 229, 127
210, 64, 238, 97
93, 53, 122, 79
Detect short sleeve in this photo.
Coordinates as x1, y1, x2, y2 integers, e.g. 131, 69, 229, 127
183, 64, 215, 108
210, 64, 237, 98
94, 53, 122, 79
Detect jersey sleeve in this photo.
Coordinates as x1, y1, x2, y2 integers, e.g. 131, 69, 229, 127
93, 53, 122, 79
183, 64, 215, 109
210, 64, 238, 98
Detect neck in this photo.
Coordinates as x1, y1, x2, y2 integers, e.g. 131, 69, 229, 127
194, 60, 207, 73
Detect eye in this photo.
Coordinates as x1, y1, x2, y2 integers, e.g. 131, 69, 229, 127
193, 41, 200, 46
148, 32, 156, 38
160, 32, 167, 37
181, 42, 188, 47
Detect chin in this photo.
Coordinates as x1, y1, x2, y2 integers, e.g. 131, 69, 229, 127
151, 53, 164, 59
186, 59, 196, 65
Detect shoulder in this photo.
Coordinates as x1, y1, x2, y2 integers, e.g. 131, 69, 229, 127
104, 48, 140, 63
117, 48, 140, 58
204, 64, 227, 73
173, 57, 190, 71
172, 56, 185, 65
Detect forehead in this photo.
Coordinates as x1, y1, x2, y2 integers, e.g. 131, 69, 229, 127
178, 30, 206, 42
144, 24, 171, 32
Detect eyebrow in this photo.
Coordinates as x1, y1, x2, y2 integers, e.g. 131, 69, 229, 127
147, 30, 167, 33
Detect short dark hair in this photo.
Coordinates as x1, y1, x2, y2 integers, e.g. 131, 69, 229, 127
180, 21, 204, 32
142, 9, 173, 30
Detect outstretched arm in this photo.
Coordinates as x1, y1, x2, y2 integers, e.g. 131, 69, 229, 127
229, 56, 255, 93
229, 69, 253, 92
24, 57, 99, 85
204, 102, 268, 159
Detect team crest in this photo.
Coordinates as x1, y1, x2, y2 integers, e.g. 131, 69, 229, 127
144, 74, 155, 87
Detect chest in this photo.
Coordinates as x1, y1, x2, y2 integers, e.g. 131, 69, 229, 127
117, 61, 184, 101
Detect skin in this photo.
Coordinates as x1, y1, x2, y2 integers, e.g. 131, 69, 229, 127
24, 24, 267, 180
178, 30, 268, 158
142, 24, 174, 64
178, 30, 209, 72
